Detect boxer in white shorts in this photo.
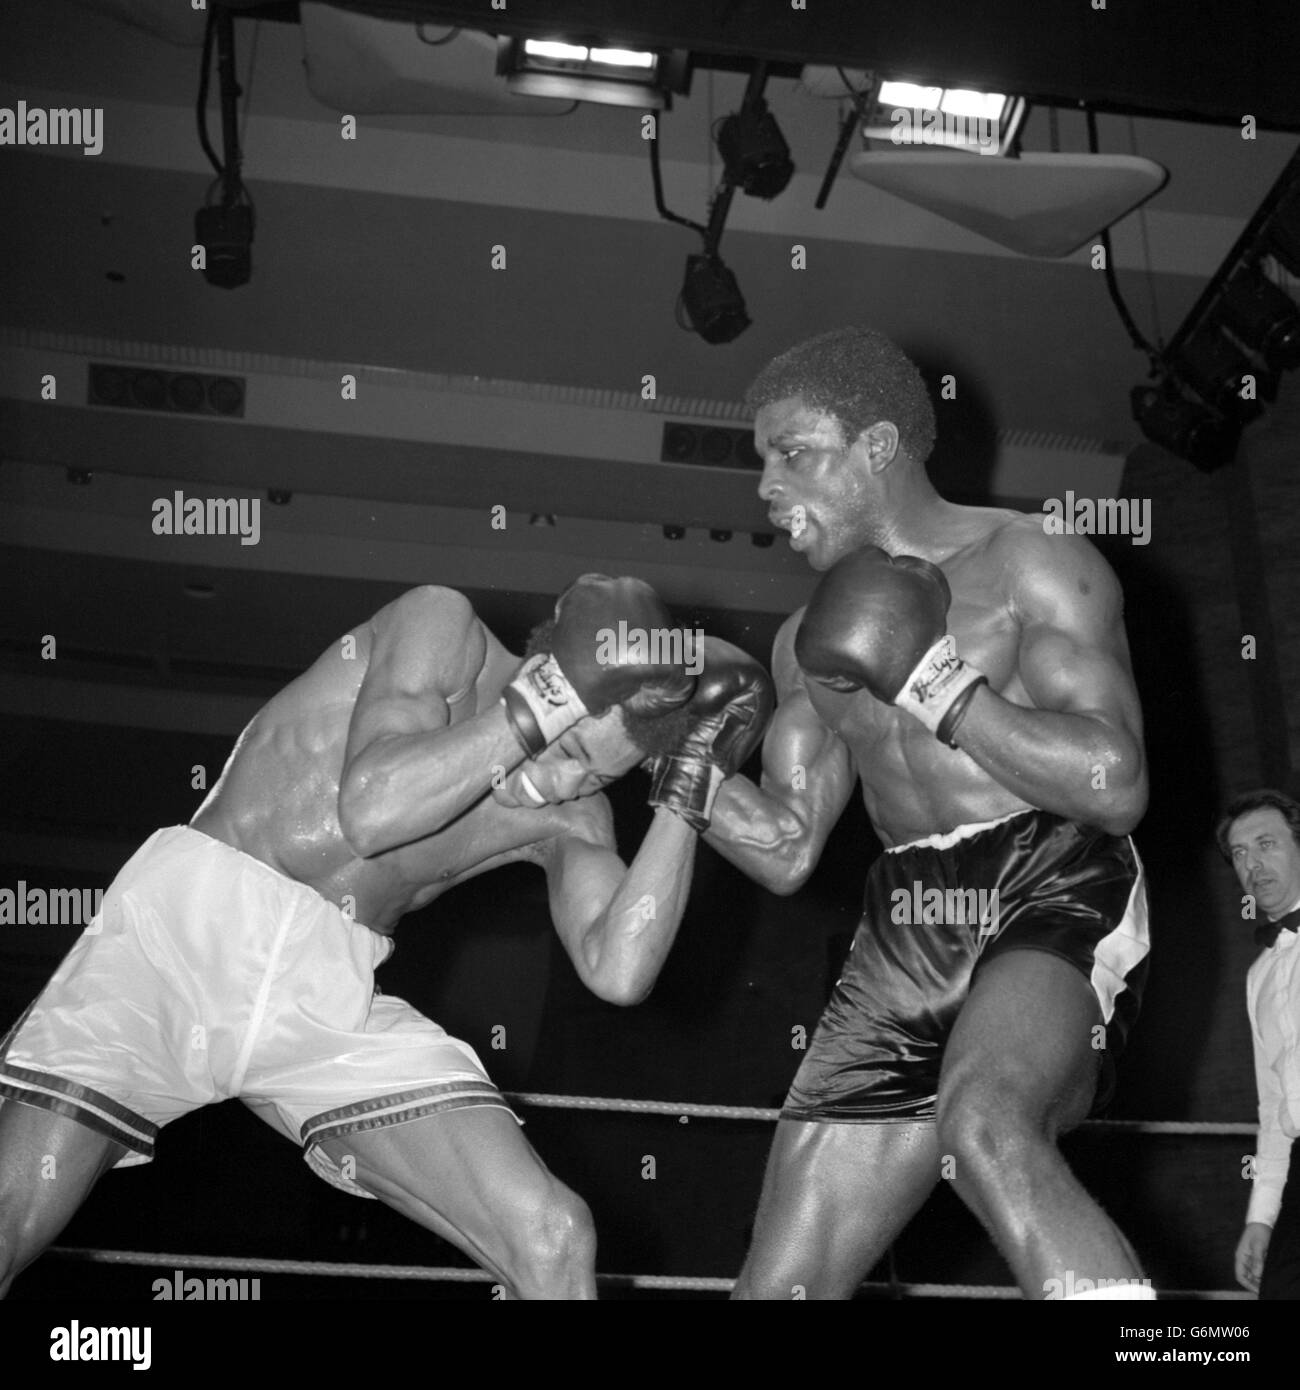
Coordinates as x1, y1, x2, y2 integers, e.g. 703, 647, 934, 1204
0, 578, 774, 1299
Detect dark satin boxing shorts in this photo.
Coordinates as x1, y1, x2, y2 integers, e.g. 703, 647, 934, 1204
782, 809, 1150, 1123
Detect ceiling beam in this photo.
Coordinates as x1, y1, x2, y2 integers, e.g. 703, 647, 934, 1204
0, 400, 767, 533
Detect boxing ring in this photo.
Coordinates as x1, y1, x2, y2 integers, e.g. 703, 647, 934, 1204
46, 1090, 1257, 1300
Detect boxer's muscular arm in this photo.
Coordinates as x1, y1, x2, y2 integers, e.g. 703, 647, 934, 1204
541, 796, 698, 1005
704, 613, 855, 895
338, 587, 527, 857
949, 526, 1147, 837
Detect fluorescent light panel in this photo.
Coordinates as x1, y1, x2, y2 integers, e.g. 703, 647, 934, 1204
590, 47, 656, 69
500, 37, 685, 109
878, 81, 943, 110
524, 39, 589, 62
522, 38, 657, 71
865, 77, 1023, 157
940, 89, 1007, 120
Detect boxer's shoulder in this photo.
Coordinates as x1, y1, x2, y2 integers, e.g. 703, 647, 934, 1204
991, 519, 1124, 625
944, 508, 1044, 569
377, 584, 479, 638
984, 509, 1102, 567
364, 585, 489, 697
771, 607, 808, 698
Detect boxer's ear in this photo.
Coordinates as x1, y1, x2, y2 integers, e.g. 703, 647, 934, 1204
857, 420, 899, 473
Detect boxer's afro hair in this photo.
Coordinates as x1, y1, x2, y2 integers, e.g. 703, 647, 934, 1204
522, 619, 695, 761
745, 326, 937, 466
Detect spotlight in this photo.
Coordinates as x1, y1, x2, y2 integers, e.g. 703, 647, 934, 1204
751, 531, 776, 548
1176, 327, 1274, 419
662, 524, 686, 540
1218, 270, 1300, 371
716, 99, 794, 199
529, 513, 558, 527
1131, 385, 1239, 472
709, 529, 733, 542
195, 203, 254, 289
267, 488, 292, 505
680, 254, 750, 344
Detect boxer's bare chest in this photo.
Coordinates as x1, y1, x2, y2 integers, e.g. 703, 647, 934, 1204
800, 537, 1035, 841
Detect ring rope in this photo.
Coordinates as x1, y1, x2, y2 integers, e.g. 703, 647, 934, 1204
44, 1096, 1253, 1300
47, 1249, 1251, 1298
502, 1092, 1255, 1135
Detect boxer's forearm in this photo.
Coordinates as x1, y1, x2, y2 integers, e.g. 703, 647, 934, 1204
950, 686, 1147, 835
578, 810, 697, 1004
704, 774, 818, 895
339, 704, 526, 856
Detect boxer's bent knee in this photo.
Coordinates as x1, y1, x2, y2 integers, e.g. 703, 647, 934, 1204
511, 1183, 595, 1293
935, 1076, 1057, 1197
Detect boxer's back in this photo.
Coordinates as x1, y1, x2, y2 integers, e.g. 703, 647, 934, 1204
189, 595, 549, 928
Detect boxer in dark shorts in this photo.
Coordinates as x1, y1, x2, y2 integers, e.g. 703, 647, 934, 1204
784, 810, 1147, 1123
706, 327, 1153, 1300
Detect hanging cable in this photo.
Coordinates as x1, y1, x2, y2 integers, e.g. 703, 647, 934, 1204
196, 8, 223, 178
649, 128, 708, 236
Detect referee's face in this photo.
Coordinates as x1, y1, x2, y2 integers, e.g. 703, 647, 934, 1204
1228, 808, 1300, 920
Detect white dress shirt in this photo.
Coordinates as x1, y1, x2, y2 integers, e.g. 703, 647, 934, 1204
1246, 911, 1300, 1227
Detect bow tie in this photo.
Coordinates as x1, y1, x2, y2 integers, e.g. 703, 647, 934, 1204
1255, 906, 1300, 950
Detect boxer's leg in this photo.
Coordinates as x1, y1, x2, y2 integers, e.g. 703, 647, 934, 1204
317, 1106, 596, 1300
732, 1117, 939, 1300
936, 949, 1146, 1298
0, 1101, 127, 1296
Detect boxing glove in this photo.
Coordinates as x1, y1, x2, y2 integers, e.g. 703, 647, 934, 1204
794, 546, 987, 746
504, 574, 696, 756
647, 640, 776, 831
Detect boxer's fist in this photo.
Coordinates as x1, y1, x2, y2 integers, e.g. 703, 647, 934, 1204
647, 641, 775, 832
504, 575, 695, 756
794, 547, 987, 745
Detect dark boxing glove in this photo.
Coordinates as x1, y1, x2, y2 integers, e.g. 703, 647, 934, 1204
647, 639, 776, 832
794, 546, 987, 747
504, 574, 696, 756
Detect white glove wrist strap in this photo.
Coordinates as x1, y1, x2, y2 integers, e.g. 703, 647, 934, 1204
895, 636, 985, 735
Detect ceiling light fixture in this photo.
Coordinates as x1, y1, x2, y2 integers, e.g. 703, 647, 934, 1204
498, 37, 689, 109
